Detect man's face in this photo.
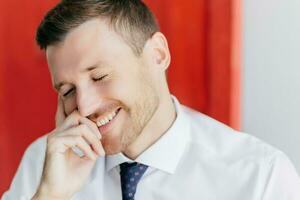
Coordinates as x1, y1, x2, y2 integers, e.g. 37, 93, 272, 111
46, 19, 160, 155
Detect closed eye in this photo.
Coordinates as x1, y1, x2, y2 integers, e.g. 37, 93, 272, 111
62, 75, 108, 97
93, 74, 108, 82
63, 88, 74, 97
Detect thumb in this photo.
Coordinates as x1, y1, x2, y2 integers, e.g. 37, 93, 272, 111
55, 95, 66, 127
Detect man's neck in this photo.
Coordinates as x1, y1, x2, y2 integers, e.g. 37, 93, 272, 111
123, 94, 177, 160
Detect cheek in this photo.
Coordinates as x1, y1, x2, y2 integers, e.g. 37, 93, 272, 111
111, 75, 143, 98
64, 98, 77, 115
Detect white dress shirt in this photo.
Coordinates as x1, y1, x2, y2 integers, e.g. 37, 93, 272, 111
2, 96, 300, 200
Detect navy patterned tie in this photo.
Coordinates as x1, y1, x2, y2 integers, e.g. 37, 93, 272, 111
119, 162, 148, 200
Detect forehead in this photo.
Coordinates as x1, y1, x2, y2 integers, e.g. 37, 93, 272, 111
46, 18, 134, 84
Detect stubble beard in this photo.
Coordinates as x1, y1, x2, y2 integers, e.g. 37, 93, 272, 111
102, 85, 159, 156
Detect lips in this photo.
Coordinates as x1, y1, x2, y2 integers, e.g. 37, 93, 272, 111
96, 107, 121, 127
97, 108, 122, 134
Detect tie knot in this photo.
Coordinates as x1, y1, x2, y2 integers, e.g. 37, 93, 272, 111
120, 162, 147, 173
119, 162, 148, 200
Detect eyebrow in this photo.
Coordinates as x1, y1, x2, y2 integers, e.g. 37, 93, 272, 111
53, 65, 99, 91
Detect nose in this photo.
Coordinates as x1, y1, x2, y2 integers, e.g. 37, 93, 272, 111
76, 86, 102, 117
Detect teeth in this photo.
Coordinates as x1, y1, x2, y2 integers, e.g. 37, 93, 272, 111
96, 109, 119, 127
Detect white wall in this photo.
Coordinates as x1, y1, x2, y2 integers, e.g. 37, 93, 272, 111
242, 0, 300, 172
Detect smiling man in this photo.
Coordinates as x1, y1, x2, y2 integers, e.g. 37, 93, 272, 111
2, 0, 300, 200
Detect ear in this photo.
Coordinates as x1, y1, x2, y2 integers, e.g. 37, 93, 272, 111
143, 32, 171, 72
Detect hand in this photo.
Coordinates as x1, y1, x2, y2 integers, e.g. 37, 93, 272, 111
32, 96, 105, 200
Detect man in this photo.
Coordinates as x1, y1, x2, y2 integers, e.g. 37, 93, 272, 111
2, 0, 300, 199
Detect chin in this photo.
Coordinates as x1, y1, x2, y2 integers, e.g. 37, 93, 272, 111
101, 134, 123, 155
101, 127, 132, 155
101, 127, 140, 156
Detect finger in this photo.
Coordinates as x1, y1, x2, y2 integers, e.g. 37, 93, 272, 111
72, 136, 98, 160
47, 134, 97, 160
56, 110, 81, 132
79, 117, 101, 140
78, 118, 104, 156
58, 124, 105, 156
60, 135, 98, 160
77, 124, 105, 156
71, 146, 85, 158
56, 110, 102, 140
55, 95, 66, 128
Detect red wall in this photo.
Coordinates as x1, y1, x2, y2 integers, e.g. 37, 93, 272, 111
0, 0, 240, 195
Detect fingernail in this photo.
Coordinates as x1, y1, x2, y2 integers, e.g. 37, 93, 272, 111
97, 132, 102, 140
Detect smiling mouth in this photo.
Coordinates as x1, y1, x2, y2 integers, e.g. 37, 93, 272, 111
96, 107, 121, 128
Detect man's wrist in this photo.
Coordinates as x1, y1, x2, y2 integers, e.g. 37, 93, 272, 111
32, 193, 69, 200
31, 183, 70, 200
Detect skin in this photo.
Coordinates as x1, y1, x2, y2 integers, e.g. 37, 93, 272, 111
32, 18, 176, 199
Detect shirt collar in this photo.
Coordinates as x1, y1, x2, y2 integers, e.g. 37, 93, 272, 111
105, 95, 190, 174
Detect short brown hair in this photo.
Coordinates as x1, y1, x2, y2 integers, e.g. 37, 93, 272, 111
36, 0, 159, 55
